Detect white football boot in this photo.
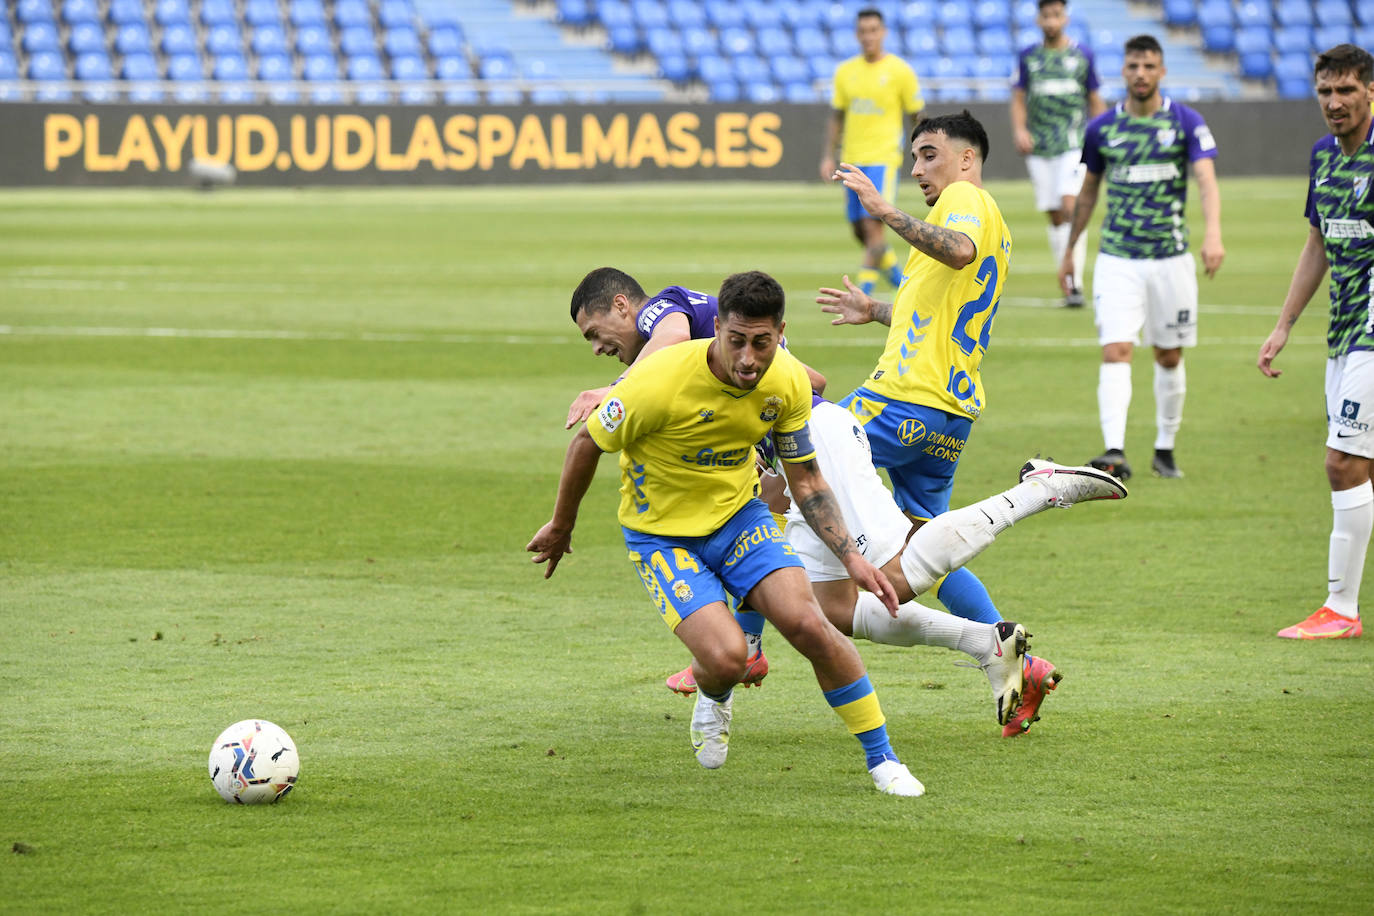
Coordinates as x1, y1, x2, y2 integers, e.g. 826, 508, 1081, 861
690, 691, 732, 769
986, 620, 1028, 725
869, 759, 925, 797
1019, 458, 1129, 508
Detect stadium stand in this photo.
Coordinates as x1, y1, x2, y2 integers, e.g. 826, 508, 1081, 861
0, 0, 1363, 104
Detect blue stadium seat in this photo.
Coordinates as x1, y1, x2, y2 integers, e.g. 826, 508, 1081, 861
0, 19, 11, 42
391, 55, 426, 80
1201, 25, 1235, 53
201, 0, 236, 27
302, 54, 338, 80
335, 0, 371, 30
68, 21, 104, 54
1234, 26, 1272, 56
213, 55, 249, 81
794, 27, 827, 58
0, 54, 19, 80
943, 27, 977, 57
606, 25, 641, 55
1196, 0, 1233, 29
384, 28, 422, 58
771, 55, 809, 85
206, 25, 243, 57
1012, 0, 1038, 29
808, 55, 838, 82
379, 0, 415, 29
28, 50, 65, 79
22, 22, 61, 54
289, 0, 328, 28
1358, 25, 1374, 47
252, 25, 289, 56
684, 26, 717, 57
598, 0, 633, 30
347, 55, 385, 81
934, 0, 962, 27
244, 0, 283, 27
744, 4, 782, 29
108, 0, 145, 25
720, 27, 755, 56
257, 54, 293, 80
61, 0, 99, 25
704, 0, 744, 30
785, 81, 820, 103
166, 53, 202, 81
429, 27, 464, 58
667, 0, 705, 29
828, 30, 855, 57
295, 25, 332, 57
978, 26, 1014, 57
1315, 0, 1354, 24
477, 55, 515, 79
1161, 0, 1197, 27
904, 28, 938, 57
1239, 52, 1273, 80
530, 86, 569, 105
1273, 27, 1311, 55
785, 0, 828, 30
17, 0, 56, 24
339, 27, 375, 57
758, 27, 792, 57
556, 0, 592, 27
733, 55, 769, 83
1235, 1, 1270, 27
218, 83, 255, 103
1278, 77, 1313, 98
631, 0, 669, 30
708, 79, 740, 101
122, 52, 158, 79
698, 54, 731, 84
744, 81, 780, 104
435, 55, 469, 79
973, 0, 1008, 29
1314, 25, 1356, 50
75, 51, 112, 80
658, 54, 690, 81
645, 26, 676, 59
1274, 52, 1311, 82
485, 87, 521, 105
821, 2, 851, 30
115, 23, 153, 56
154, 0, 191, 27
444, 87, 480, 104
1275, 3, 1314, 26
1359, 0, 1374, 25
160, 23, 197, 56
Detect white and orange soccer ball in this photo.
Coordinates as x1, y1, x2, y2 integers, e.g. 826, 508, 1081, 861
207, 719, 299, 804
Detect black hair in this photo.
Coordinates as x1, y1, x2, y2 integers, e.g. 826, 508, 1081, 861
1315, 43, 1374, 84
856, 7, 883, 24
1037, 0, 1066, 8
1124, 34, 1163, 59
569, 267, 647, 321
717, 271, 785, 325
913, 110, 990, 164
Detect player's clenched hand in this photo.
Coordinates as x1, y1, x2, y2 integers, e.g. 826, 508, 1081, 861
1056, 251, 1077, 296
1257, 327, 1289, 378
526, 521, 573, 578
845, 553, 899, 614
565, 387, 609, 429
817, 275, 873, 325
831, 162, 889, 219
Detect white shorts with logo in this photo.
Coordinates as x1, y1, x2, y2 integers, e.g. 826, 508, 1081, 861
1092, 251, 1199, 349
1326, 350, 1374, 457
782, 401, 913, 582
1026, 149, 1085, 212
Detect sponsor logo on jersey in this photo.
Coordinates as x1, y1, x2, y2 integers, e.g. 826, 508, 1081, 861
1323, 218, 1374, 239
759, 396, 782, 423
637, 299, 671, 334
723, 522, 789, 567
1113, 162, 1182, 183
1336, 399, 1371, 433
922, 431, 967, 461
679, 446, 752, 467
1031, 77, 1081, 96
698, 409, 715, 423
598, 397, 625, 432
897, 418, 926, 445
945, 212, 983, 228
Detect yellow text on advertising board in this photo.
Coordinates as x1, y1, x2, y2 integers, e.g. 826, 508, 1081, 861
43, 110, 784, 173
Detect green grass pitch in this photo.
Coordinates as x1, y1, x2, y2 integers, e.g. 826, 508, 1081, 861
2, 178, 1372, 914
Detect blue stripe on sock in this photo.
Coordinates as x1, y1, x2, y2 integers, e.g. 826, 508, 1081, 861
858, 725, 896, 769
937, 567, 1002, 624
700, 686, 733, 704
823, 675, 873, 708
733, 609, 765, 638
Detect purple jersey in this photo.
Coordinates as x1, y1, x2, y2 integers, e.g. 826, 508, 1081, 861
635, 286, 716, 342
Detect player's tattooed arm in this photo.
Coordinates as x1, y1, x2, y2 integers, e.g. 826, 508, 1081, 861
880, 210, 976, 269
786, 459, 858, 561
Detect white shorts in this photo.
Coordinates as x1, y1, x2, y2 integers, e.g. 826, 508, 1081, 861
1092, 251, 1199, 349
1325, 350, 1374, 457
782, 402, 913, 582
1026, 150, 1085, 212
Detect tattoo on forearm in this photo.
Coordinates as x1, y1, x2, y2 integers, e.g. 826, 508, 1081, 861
883, 210, 968, 266
871, 301, 893, 325
797, 487, 856, 561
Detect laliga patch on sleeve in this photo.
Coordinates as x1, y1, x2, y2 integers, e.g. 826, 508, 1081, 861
774, 423, 815, 461
1194, 125, 1216, 152
598, 397, 626, 433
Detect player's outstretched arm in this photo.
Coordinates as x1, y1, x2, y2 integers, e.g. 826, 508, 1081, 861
833, 163, 976, 269
566, 386, 612, 429
1060, 170, 1102, 294
527, 425, 605, 578
565, 313, 691, 429
1259, 225, 1329, 378
782, 457, 898, 612
818, 274, 894, 327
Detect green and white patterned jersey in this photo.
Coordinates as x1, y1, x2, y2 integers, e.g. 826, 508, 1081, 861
1082, 98, 1218, 260
1014, 41, 1100, 157
1307, 122, 1374, 357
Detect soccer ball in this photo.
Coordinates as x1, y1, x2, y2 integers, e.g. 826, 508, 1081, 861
207, 719, 300, 804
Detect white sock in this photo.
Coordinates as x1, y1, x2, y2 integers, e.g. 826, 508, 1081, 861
1072, 230, 1088, 290
1153, 360, 1186, 450
1098, 362, 1132, 452
1326, 482, 1373, 617
1047, 222, 1070, 269
745, 631, 763, 657
851, 592, 993, 661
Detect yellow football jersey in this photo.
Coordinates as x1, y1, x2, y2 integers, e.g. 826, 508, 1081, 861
862, 181, 1012, 419
586, 339, 815, 537
831, 53, 924, 168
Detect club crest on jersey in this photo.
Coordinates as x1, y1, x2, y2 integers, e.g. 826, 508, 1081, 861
1156, 127, 1176, 147
672, 580, 694, 602
759, 396, 782, 422
598, 397, 625, 432
1356, 175, 1370, 200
